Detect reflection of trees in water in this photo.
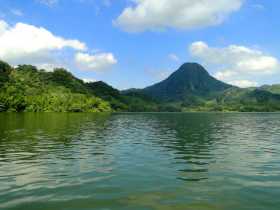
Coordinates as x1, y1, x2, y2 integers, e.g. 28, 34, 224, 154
1, 113, 280, 209
0, 113, 112, 160
143, 113, 280, 182
137, 113, 218, 153
1, 113, 276, 181
117, 113, 229, 182
1, 113, 279, 210
0, 113, 115, 181
0, 113, 115, 198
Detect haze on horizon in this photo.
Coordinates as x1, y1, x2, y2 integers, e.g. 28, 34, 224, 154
0, 0, 279, 89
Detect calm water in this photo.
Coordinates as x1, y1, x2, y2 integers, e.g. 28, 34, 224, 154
0, 113, 280, 210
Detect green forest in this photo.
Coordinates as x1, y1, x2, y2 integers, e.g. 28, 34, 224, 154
0, 60, 163, 112
1, 60, 280, 113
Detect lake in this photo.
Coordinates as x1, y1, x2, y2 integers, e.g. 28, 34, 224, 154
0, 113, 280, 210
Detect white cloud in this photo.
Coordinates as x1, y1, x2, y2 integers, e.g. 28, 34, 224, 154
168, 53, 180, 62
229, 80, 258, 88
236, 56, 277, 72
75, 52, 117, 72
0, 19, 86, 67
215, 70, 237, 81
0, 19, 117, 73
83, 78, 97, 83
115, 0, 243, 32
37, 63, 67, 72
189, 41, 280, 86
0, 20, 8, 35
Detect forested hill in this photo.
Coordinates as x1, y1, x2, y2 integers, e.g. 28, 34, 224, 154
142, 63, 232, 102
0, 60, 161, 112
0, 61, 112, 112
1, 60, 280, 112
130, 63, 280, 112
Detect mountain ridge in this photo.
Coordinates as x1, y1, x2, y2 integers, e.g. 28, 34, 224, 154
1, 59, 280, 112
142, 62, 233, 102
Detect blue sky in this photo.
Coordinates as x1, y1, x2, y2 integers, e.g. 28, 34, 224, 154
0, 0, 279, 89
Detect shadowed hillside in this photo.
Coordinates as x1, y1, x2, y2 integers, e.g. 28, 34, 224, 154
142, 63, 232, 102
1, 60, 280, 112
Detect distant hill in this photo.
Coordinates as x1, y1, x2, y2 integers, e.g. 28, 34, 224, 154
142, 63, 232, 103
85, 81, 173, 112
1, 59, 280, 112
0, 60, 165, 112
213, 87, 280, 112
260, 84, 280, 95
129, 62, 280, 112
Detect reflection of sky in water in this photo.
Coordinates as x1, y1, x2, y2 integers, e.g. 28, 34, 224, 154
0, 113, 280, 210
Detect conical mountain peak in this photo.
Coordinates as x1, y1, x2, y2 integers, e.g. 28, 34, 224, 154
142, 63, 232, 101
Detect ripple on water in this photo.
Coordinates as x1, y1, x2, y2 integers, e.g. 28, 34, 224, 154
0, 113, 280, 210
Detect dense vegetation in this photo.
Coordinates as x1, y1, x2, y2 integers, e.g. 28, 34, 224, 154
0, 61, 111, 112
0, 60, 166, 112
85, 81, 179, 112
260, 85, 280, 95
85, 81, 157, 112
1, 60, 280, 113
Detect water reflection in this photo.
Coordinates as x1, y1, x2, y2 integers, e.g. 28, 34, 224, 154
0, 113, 280, 210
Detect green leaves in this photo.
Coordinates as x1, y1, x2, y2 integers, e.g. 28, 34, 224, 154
0, 62, 111, 113
0, 60, 12, 88
2, 59, 280, 113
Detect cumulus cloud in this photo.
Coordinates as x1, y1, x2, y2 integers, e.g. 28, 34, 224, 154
82, 78, 97, 83
0, 19, 117, 73
115, 0, 243, 32
189, 41, 279, 87
215, 70, 237, 81
37, 63, 68, 72
0, 19, 86, 69
75, 52, 117, 72
229, 80, 258, 88
0, 20, 8, 35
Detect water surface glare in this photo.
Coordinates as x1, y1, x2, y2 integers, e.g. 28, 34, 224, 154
0, 113, 280, 210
